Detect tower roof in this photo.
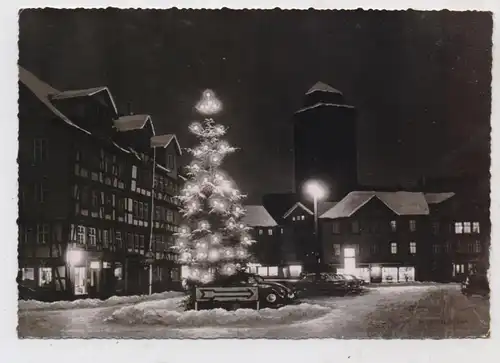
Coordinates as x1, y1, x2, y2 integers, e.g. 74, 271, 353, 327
306, 81, 343, 96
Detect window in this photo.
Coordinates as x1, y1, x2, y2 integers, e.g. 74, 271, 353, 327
77, 225, 86, 244
133, 201, 139, 217
132, 165, 138, 179
103, 230, 109, 248
33, 138, 48, 163
472, 222, 480, 234
139, 235, 145, 249
34, 182, 48, 203
467, 242, 474, 253
144, 203, 149, 221
134, 234, 139, 250
91, 191, 99, 208
115, 231, 122, 248
167, 210, 174, 223
351, 220, 360, 234
474, 240, 482, 253
36, 224, 49, 244
390, 220, 397, 232
454, 222, 463, 234
38, 267, 52, 287
333, 244, 341, 256
268, 229, 273, 236
258, 229, 263, 235
167, 154, 174, 170
332, 222, 340, 234
371, 243, 379, 254
88, 228, 97, 246
292, 217, 295, 221
390, 242, 398, 254
432, 244, 440, 254
138, 202, 144, 219
409, 220, 416, 232
463, 222, 471, 234
409, 241, 417, 254
280, 228, 284, 234
155, 206, 161, 221
432, 222, 439, 235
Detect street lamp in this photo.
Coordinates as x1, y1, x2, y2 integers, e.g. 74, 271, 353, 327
304, 180, 327, 272
66, 248, 85, 266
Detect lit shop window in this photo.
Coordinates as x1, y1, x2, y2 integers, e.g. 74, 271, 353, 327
21, 268, 35, 281
409, 241, 417, 254
472, 222, 480, 234
289, 265, 302, 277
390, 242, 398, 254
38, 267, 52, 287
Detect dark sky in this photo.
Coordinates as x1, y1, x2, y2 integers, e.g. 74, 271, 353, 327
18, 9, 492, 203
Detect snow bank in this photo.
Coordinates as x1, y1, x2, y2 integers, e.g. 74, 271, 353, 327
18, 291, 186, 312
106, 302, 332, 327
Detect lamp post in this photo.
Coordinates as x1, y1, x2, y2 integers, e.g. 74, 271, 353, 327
304, 180, 327, 273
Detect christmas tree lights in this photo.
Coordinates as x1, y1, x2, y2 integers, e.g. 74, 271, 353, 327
175, 89, 255, 284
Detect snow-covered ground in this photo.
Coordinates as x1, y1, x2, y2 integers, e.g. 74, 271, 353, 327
18, 284, 489, 339
18, 291, 185, 311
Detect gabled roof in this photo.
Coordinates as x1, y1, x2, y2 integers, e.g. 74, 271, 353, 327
51, 86, 118, 115
113, 114, 155, 133
318, 201, 338, 215
242, 205, 278, 227
320, 191, 430, 219
424, 192, 455, 205
18, 66, 91, 136
151, 134, 182, 155
283, 202, 313, 219
306, 81, 343, 95
295, 102, 355, 114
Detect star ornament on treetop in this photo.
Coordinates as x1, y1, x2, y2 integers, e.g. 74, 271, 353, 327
196, 89, 223, 115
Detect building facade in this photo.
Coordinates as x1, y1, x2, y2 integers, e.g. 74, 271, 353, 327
18, 67, 183, 301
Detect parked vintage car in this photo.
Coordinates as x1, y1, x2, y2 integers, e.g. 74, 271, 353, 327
338, 274, 367, 287
461, 273, 489, 297
184, 272, 298, 308
293, 273, 359, 297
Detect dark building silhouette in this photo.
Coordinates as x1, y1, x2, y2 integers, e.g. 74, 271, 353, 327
293, 82, 358, 201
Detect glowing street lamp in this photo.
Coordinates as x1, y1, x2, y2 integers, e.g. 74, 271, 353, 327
304, 180, 327, 270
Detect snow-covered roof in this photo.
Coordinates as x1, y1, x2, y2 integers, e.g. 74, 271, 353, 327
242, 205, 278, 227
320, 191, 430, 219
283, 202, 313, 219
151, 134, 182, 155
51, 86, 118, 115
424, 192, 455, 205
306, 81, 343, 95
114, 114, 154, 133
318, 201, 338, 216
295, 102, 355, 114
19, 66, 91, 136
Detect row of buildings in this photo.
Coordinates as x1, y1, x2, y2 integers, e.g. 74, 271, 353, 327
18, 67, 184, 300
243, 82, 490, 284
18, 70, 489, 300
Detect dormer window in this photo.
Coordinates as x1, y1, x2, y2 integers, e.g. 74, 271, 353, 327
167, 154, 174, 170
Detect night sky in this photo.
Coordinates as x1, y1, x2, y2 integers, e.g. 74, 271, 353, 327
18, 9, 492, 203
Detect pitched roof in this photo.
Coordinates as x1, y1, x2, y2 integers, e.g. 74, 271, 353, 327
242, 205, 278, 227
320, 191, 430, 219
306, 81, 343, 95
18, 66, 91, 136
151, 134, 182, 155
113, 114, 154, 133
51, 86, 118, 115
424, 192, 455, 205
295, 102, 355, 114
318, 201, 338, 215
283, 202, 313, 219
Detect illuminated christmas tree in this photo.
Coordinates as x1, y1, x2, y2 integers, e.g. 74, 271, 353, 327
175, 89, 255, 285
